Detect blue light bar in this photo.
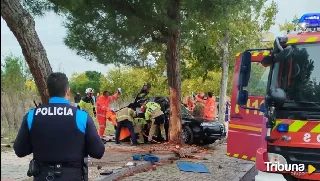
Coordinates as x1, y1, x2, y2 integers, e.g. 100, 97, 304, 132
277, 123, 289, 132
298, 13, 320, 28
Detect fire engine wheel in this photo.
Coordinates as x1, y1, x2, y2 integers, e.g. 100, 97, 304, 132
182, 126, 194, 144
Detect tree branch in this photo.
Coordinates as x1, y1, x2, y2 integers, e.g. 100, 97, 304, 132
151, 33, 167, 44
107, 0, 167, 34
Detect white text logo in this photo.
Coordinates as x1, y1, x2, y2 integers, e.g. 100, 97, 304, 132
265, 162, 305, 172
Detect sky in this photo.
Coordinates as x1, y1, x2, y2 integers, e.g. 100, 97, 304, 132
1, 0, 320, 78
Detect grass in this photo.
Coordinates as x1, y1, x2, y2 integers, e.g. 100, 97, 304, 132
93, 117, 115, 135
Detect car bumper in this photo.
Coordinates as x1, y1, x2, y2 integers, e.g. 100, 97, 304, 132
194, 126, 226, 140
255, 171, 287, 181
202, 132, 226, 139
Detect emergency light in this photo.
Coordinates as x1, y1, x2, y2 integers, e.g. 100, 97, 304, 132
277, 123, 289, 132
297, 13, 320, 28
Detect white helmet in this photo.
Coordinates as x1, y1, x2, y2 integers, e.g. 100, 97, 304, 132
85, 88, 94, 94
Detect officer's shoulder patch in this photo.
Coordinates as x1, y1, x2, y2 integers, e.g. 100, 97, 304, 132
77, 109, 88, 114
76, 109, 88, 134
27, 109, 35, 130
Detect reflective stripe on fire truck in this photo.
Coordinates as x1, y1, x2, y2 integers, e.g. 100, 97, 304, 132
236, 51, 270, 57
235, 36, 319, 56
285, 36, 319, 44
228, 123, 262, 132
226, 152, 256, 161
272, 120, 320, 133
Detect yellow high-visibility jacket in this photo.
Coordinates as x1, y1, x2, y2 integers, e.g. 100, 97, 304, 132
145, 102, 163, 121
78, 97, 95, 117
116, 107, 136, 123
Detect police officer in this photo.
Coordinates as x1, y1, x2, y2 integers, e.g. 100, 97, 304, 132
13, 72, 105, 181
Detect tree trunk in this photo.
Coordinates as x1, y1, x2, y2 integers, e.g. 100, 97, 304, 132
1, 0, 52, 104
165, 0, 182, 145
218, 32, 230, 124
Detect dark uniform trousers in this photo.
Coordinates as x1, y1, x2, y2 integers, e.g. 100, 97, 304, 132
13, 97, 105, 181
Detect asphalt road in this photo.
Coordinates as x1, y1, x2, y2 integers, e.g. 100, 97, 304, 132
240, 166, 258, 181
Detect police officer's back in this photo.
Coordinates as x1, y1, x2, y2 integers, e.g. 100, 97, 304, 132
13, 72, 105, 181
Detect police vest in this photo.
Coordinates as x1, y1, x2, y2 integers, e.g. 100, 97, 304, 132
27, 97, 89, 163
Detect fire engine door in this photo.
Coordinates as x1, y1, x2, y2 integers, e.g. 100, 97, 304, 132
227, 53, 270, 162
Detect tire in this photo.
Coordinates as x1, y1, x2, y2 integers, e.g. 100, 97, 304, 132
182, 126, 194, 144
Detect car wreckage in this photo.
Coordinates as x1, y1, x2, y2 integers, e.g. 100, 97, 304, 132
138, 97, 227, 145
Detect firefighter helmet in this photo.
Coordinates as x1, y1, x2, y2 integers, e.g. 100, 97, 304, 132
85, 88, 94, 94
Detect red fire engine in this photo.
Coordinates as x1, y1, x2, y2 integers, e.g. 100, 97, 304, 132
228, 13, 320, 181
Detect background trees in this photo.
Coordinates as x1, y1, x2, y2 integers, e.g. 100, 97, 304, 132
41, 0, 277, 144
1, 55, 38, 137
1, 0, 53, 103
1, 0, 280, 143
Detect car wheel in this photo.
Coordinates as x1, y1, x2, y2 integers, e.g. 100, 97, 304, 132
182, 126, 194, 144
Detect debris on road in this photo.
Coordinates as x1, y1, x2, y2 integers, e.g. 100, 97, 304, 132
120, 144, 255, 181
132, 154, 159, 163
125, 162, 137, 166
177, 161, 210, 173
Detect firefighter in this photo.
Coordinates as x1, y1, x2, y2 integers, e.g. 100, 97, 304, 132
78, 88, 95, 118
13, 72, 105, 181
96, 89, 121, 138
134, 82, 151, 104
133, 114, 147, 144
74, 92, 81, 107
115, 103, 138, 145
194, 92, 217, 121
187, 95, 196, 111
142, 101, 166, 142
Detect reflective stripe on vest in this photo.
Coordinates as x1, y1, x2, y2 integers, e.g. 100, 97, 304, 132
117, 108, 131, 120
96, 114, 106, 118
96, 106, 111, 111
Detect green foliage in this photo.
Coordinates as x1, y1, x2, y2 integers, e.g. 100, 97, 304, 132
187, 1, 277, 74
42, 0, 278, 71
85, 71, 102, 81
247, 62, 270, 96
98, 66, 231, 100
22, 0, 56, 16
1, 54, 32, 91
100, 67, 168, 100
69, 71, 103, 95
278, 15, 299, 34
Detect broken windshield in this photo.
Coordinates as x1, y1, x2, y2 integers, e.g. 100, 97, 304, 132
278, 43, 320, 104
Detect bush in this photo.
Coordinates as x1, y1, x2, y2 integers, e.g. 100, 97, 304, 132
1, 91, 40, 138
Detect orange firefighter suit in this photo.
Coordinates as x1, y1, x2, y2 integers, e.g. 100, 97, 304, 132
96, 93, 119, 137
195, 96, 216, 121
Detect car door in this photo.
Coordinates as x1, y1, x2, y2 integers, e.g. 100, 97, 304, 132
227, 51, 270, 162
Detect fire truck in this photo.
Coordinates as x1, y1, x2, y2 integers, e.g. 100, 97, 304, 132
227, 13, 320, 181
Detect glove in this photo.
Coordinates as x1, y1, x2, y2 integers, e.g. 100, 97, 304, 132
117, 88, 122, 94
